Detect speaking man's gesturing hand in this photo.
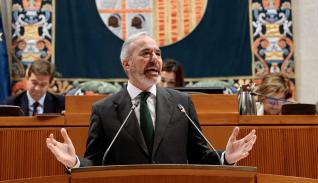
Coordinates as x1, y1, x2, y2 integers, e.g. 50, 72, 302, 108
225, 127, 257, 164
46, 128, 77, 168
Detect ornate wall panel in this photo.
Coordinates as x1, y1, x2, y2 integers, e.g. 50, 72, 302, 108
10, 0, 54, 80
5, 1, 296, 95
251, 0, 294, 77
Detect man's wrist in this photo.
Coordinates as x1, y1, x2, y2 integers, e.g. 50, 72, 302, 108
71, 156, 78, 168
67, 156, 80, 170
223, 152, 236, 165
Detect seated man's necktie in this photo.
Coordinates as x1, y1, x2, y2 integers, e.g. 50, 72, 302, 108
139, 92, 154, 153
32, 101, 40, 116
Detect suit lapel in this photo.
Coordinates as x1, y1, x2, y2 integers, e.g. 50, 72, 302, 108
114, 89, 149, 156
43, 93, 52, 113
152, 87, 173, 156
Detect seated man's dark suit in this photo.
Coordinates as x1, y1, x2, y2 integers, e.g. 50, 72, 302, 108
4, 91, 65, 116
80, 86, 222, 166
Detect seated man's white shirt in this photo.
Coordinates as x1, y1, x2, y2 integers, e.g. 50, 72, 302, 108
27, 91, 46, 116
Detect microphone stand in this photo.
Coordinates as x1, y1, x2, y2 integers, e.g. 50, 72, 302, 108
102, 101, 139, 165
177, 104, 222, 165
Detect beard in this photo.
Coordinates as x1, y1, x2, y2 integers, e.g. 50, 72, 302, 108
129, 62, 160, 88
133, 72, 156, 86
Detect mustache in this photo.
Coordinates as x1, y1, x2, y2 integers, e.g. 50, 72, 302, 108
144, 64, 160, 72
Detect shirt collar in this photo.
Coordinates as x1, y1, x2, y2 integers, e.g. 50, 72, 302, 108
27, 91, 46, 107
127, 81, 157, 99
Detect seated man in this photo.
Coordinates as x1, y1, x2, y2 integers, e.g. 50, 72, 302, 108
5, 60, 65, 116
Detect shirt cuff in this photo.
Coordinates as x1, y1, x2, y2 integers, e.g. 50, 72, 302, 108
222, 151, 236, 165
66, 156, 80, 172
220, 152, 225, 165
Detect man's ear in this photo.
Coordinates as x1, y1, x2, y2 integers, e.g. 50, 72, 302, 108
122, 59, 130, 71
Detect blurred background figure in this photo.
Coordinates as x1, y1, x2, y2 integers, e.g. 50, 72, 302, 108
255, 73, 295, 115
159, 59, 185, 88
11, 79, 27, 96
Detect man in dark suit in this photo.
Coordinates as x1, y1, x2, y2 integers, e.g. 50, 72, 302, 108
5, 60, 64, 116
46, 32, 256, 168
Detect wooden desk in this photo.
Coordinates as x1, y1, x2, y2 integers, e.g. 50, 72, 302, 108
71, 165, 256, 183
0, 119, 65, 180
65, 94, 237, 114
64, 94, 239, 125
239, 125, 318, 178
1, 95, 318, 180
0, 116, 65, 126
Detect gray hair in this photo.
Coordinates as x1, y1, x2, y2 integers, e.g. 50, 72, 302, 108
120, 32, 149, 63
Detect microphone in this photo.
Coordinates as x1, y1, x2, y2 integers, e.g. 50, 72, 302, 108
102, 101, 139, 165
177, 104, 222, 165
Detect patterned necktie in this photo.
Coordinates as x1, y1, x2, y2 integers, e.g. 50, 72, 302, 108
32, 101, 39, 116
139, 92, 154, 153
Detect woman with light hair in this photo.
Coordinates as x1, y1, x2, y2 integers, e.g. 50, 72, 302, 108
255, 73, 294, 115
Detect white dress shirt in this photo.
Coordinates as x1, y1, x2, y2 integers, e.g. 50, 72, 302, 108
127, 81, 156, 128
256, 102, 264, 115
27, 91, 46, 116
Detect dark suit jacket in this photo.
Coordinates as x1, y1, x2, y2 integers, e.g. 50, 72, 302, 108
4, 91, 65, 116
80, 86, 223, 166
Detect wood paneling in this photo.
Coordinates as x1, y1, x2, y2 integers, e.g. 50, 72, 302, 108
67, 127, 89, 157
1, 94, 318, 181
0, 117, 64, 126
238, 127, 318, 178
0, 127, 65, 180
65, 95, 106, 114
0, 175, 69, 183
191, 94, 238, 113
71, 165, 256, 183
1, 117, 318, 180
64, 94, 239, 125
203, 125, 318, 179
257, 174, 318, 183
65, 95, 238, 115
239, 115, 318, 125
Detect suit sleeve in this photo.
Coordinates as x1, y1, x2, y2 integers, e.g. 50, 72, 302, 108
80, 104, 108, 167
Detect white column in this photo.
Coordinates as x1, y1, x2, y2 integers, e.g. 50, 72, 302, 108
294, 0, 318, 104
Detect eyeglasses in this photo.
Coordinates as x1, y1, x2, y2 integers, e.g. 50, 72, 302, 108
265, 97, 291, 106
